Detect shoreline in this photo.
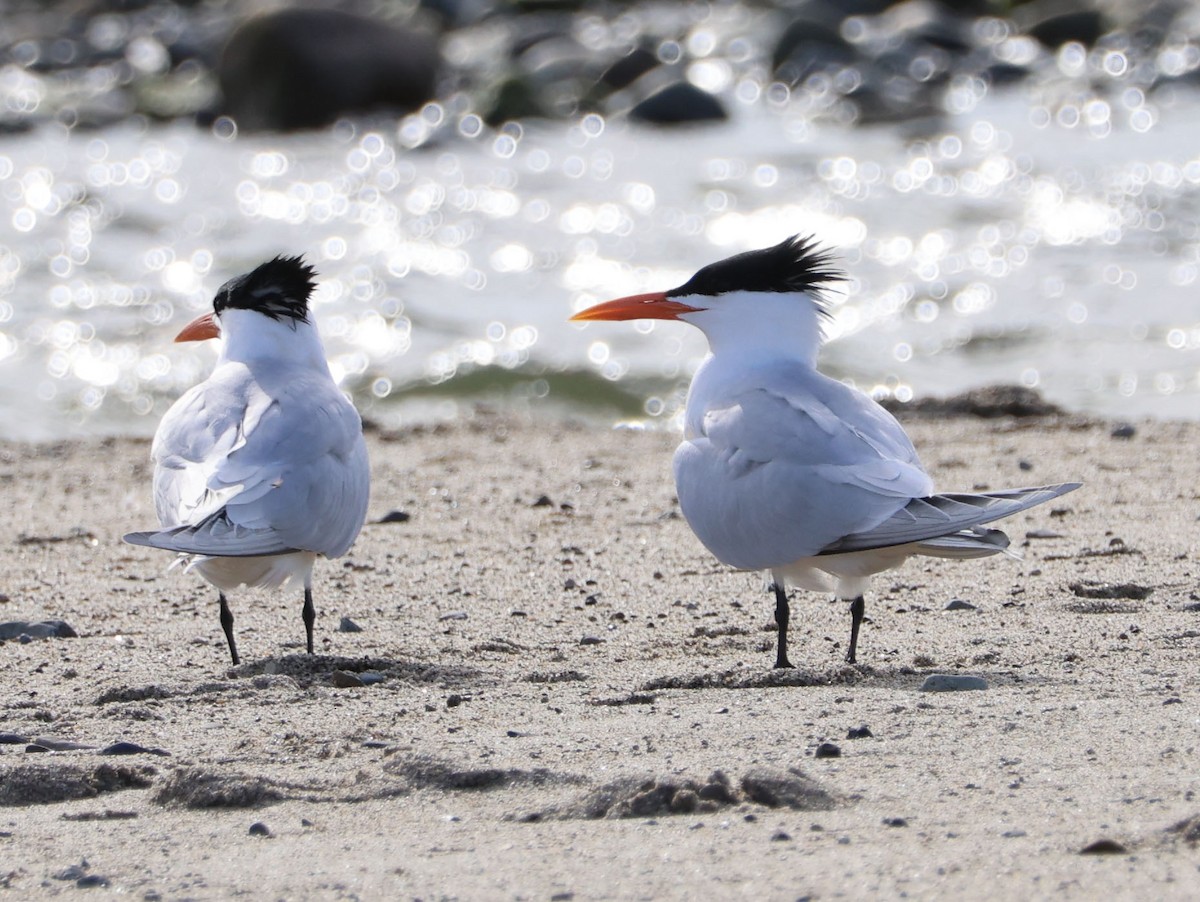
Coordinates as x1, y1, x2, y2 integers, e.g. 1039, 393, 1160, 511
1, 411, 1198, 898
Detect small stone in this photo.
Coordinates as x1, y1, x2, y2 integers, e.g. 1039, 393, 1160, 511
439, 611, 468, 621
446, 693, 466, 708
813, 742, 841, 759
579, 636, 604, 646
1110, 423, 1136, 439
770, 831, 791, 841
76, 875, 111, 888
847, 725, 872, 740
1080, 838, 1127, 855
0, 733, 30, 744
1025, 529, 1063, 539
883, 817, 908, 827
358, 672, 385, 685
920, 674, 988, 693
376, 510, 411, 523
0, 619, 77, 640
337, 616, 363, 633
330, 671, 364, 688
531, 494, 554, 507
1018, 459, 1033, 471
99, 741, 171, 757
28, 737, 96, 752
944, 599, 977, 612
248, 822, 271, 837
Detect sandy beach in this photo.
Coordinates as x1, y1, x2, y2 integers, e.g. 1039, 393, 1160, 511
2, 406, 1198, 899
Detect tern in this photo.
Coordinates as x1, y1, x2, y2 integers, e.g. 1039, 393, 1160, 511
571, 235, 1080, 668
125, 256, 370, 665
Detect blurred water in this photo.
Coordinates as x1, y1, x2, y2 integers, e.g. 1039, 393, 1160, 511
1, 81, 1199, 440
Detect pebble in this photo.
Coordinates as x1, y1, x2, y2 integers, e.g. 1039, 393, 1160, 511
98, 741, 171, 757
847, 725, 873, 739
944, 599, 977, 611
770, 831, 791, 841
883, 817, 908, 827
375, 510, 410, 523
1110, 423, 1136, 439
1080, 838, 1128, 855
0, 732, 31, 744
330, 670, 364, 688
531, 494, 554, 507
439, 611, 468, 621
0, 619, 77, 640
337, 616, 363, 632
27, 738, 97, 752
813, 742, 841, 759
919, 674, 989, 693
248, 822, 272, 837
579, 636, 604, 645
1025, 529, 1063, 539
358, 672, 385, 685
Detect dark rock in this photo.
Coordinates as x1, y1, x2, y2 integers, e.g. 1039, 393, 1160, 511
813, 742, 841, 758
337, 616, 363, 633
884, 816, 909, 827
944, 598, 977, 611
248, 821, 272, 837
0, 620, 78, 640
217, 9, 439, 132
331, 670, 365, 688
376, 510, 411, 523
629, 82, 727, 125
847, 725, 873, 739
1080, 838, 1127, 854
1110, 423, 1136, 439
98, 742, 171, 757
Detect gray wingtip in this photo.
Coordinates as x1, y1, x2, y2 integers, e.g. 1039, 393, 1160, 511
123, 530, 161, 548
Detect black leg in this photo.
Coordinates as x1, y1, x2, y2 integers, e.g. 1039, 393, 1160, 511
219, 592, 239, 665
846, 595, 865, 664
772, 583, 794, 669
302, 588, 315, 655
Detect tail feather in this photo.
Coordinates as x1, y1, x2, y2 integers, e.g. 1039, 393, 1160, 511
123, 510, 298, 558
819, 482, 1080, 555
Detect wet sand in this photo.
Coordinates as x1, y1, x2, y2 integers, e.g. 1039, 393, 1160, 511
1, 410, 1198, 899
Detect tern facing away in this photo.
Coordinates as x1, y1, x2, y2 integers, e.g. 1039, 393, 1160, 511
572, 236, 1080, 668
125, 256, 370, 664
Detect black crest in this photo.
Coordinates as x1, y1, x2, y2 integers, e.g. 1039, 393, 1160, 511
213, 255, 318, 323
667, 235, 845, 305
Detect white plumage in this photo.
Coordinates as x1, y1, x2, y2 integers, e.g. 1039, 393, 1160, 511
125, 256, 370, 664
572, 236, 1080, 667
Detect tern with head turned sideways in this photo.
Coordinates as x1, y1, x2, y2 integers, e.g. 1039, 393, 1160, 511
572, 235, 1080, 668
124, 256, 370, 664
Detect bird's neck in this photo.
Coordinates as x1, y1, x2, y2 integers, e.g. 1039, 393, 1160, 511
216, 309, 329, 372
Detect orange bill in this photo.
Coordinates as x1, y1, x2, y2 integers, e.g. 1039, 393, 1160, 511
570, 292, 703, 322
175, 312, 220, 342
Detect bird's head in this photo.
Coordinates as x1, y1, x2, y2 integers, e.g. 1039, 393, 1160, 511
175, 255, 318, 343
570, 235, 844, 359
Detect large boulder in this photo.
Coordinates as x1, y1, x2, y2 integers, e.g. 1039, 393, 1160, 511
216, 8, 439, 132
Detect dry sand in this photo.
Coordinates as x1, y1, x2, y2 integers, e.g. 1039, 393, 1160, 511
1, 407, 1198, 899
